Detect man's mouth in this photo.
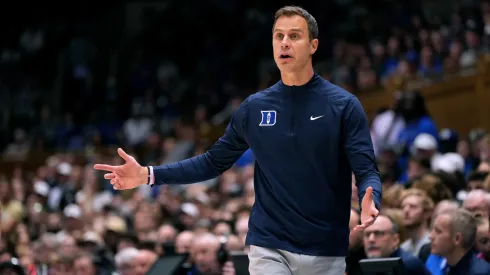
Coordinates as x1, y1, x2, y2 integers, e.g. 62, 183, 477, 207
279, 54, 292, 59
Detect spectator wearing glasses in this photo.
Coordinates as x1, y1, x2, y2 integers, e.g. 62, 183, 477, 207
362, 215, 429, 274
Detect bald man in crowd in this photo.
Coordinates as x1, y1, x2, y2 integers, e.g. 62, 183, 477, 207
175, 231, 195, 254
133, 249, 158, 275
463, 190, 490, 218
188, 232, 235, 275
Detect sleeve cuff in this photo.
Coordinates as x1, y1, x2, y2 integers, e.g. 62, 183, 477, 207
149, 166, 155, 186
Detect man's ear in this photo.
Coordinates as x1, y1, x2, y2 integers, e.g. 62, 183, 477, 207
393, 232, 400, 248
453, 232, 463, 246
310, 39, 319, 55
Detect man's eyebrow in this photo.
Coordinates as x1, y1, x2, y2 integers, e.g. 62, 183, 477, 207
273, 28, 304, 33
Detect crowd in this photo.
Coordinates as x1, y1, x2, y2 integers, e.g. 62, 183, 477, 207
2, 1, 490, 275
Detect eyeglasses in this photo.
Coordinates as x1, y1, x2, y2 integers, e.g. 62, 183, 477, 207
363, 230, 393, 239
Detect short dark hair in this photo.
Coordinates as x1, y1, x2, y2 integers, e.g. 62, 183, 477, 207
273, 6, 319, 40
409, 155, 431, 170
467, 171, 488, 182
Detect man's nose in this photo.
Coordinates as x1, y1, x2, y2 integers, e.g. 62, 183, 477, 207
280, 38, 290, 48
367, 234, 376, 242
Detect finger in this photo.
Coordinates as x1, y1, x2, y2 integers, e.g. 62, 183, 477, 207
104, 173, 115, 180
110, 178, 118, 186
117, 148, 133, 162
353, 225, 366, 232
94, 164, 116, 172
363, 216, 375, 225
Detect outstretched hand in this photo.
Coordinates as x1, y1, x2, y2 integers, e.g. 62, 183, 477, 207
353, 186, 379, 232
93, 148, 146, 190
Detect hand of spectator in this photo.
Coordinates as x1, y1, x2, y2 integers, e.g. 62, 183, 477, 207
222, 261, 236, 275
354, 187, 379, 232
93, 148, 148, 190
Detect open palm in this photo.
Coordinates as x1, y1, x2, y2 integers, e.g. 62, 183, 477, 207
354, 186, 379, 232
93, 148, 145, 190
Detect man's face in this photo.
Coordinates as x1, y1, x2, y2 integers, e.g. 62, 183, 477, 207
476, 222, 490, 256
463, 197, 489, 218
158, 225, 177, 243
74, 257, 96, 275
429, 214, 456, 256
363, 216, 399, 258
401, 195, 426, 228
213, 222, 232, 236
133, 250, 157, 275
407, 161, 426, 181
191, 239, 221, 274
60, 237, 78, 257
467, 180, 483, 191
272, 15, 318, 73
175, 232, 194, 254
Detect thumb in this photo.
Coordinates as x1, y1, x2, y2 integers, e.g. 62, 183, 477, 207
363, 187, 373, 202
117, 148, 133, 162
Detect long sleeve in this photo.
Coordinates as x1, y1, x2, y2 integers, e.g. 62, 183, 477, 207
342, 96, 382, 210
152, 98, 250, 185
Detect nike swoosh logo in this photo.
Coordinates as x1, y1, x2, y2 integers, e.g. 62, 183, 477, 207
310, 115, 324, 120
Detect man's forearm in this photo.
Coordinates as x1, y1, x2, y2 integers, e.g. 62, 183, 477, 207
357, 174, 382, 210
148, 154, 222, 186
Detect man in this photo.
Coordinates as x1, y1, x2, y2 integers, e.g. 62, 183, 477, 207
73, 254, 97, 275
400, 188, 434, 257
475, 217, 490, 262
429, 208, 490, 274
463, 190, 490, 219
133, 249, 158, 275
418, 199, 460, 263
363, 215, 429, 274
187, 232, 235, 275
94, 5, 381, 275
175, 231, 195, 254
114, 247, 139, 275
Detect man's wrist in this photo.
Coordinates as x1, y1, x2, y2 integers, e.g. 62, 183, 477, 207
140, 166, 149, 185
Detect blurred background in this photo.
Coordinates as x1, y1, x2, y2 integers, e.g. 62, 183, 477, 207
2, 0, 490, 274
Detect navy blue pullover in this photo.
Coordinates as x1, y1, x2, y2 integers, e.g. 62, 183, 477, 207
152, 73, 382, 256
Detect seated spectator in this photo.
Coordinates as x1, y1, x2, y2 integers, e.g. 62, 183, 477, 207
115, 247, 139, 275
363, 215, 430, 274
400, 189, 434, 258
475, 217, 490, 262
188, 232, 235, 275
428, 209, 490, 274
462, 190, 490, 219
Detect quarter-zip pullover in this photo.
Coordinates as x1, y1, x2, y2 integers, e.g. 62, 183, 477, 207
152, 73, 382, 256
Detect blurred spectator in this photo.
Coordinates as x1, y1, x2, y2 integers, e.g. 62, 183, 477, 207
362, 215, 429, 274
429, 209, 490, 274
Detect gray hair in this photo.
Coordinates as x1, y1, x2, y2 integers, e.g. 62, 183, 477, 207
442, 209, 477, 249
115, 247, 139, 267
